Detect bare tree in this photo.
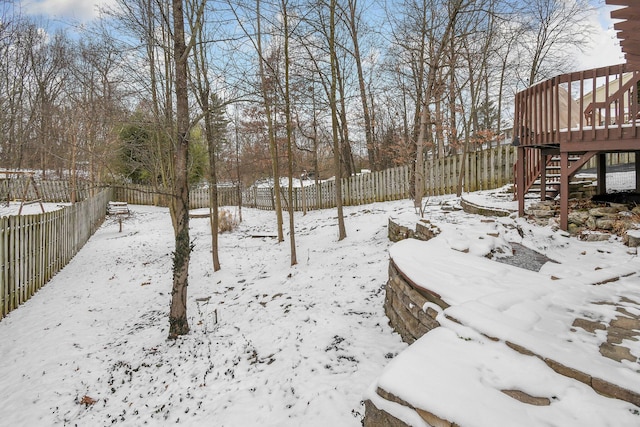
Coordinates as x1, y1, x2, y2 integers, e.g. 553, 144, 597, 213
329, 0, 346, 240
168, 0, 199, 339
414, 0, 468, 214
281, 0, 298, 265
255, 0, 285, 242
26, 26, 71, 177
342, 0, 376, 170
518, 0, 591, 86
188, 0, 222, 271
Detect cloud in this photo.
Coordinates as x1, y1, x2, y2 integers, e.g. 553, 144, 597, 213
21, 0, 116, 22
575, 6, 624, 70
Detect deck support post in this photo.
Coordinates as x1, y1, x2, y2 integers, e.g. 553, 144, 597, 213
517, 146, 525, 217
560, 152, 570, 231
597, 153, 607, 195
635, 151, 640, 192
540, 153, 547, 201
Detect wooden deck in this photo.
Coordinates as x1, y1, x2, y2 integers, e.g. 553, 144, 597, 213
513, 64, 640, 230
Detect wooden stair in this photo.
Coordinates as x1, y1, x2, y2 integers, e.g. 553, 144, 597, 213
527, 156, 583, 200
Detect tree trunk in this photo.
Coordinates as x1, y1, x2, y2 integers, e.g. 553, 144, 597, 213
347, 0, 376, 171
205, 112, 221, 272
256, 0, 284, 243
330, 0, 346, 241
190, 0, 221, 272
282, 0, 297, 266
168, 0, 191, 339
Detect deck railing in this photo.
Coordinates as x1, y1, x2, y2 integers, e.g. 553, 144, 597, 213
514, 64, 640, 149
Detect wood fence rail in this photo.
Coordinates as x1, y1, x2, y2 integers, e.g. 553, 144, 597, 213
0, 179, 94, 203
0, 188, 112, 319
110, 146, 634, 212
112, 184, 240, 209
244, 146, 517, 210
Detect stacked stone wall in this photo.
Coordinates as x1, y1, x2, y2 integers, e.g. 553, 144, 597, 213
384, 262, 445, 344
527, 201, 640, 245
388, 218, 439, 242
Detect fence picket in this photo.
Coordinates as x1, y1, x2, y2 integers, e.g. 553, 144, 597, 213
104, 146, 528, 213
0, 189, 111, 320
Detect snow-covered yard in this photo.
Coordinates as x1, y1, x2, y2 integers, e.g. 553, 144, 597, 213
0, 201, 410, 426
0, 192, 639, 426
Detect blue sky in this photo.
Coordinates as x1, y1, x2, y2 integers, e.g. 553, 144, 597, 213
16, 0, 624, 70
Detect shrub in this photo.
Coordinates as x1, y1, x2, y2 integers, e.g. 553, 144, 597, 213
218, 209, 238, 233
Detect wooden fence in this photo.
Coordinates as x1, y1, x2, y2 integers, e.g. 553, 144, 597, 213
112, 184, 240, 209
0, 179, 93, 203
107, 145, 634, 213
0, 188, 112, 319
583, 152, 636, 171
244, 145, 516, 210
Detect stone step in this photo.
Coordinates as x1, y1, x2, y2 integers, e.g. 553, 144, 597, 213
365, 326, 640, 427
370, 238, 640, 426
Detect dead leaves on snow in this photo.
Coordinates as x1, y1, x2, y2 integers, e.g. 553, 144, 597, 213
79, 395, 97, 407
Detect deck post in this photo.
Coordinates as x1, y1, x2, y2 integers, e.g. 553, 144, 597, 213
517, 146, 525, 217
540, 153, 547, 201
597, 153, 607, 195
560, 152, 569, 231
635, 151, 640, 192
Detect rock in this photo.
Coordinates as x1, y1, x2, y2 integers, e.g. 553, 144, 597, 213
589, 207, 620, 217
501, 389, 550, 406
609, 202, 628, 209
415, 220, 440, 241
627, 229, 640, 248
580, 232, 611, 242
592, 378, 640, 406
388, 218, 414, 242
595, 219, 615, 230
567, 223, 582, 234
599, 343, 636, 363
363, 399, 410, 427
572, 318, 606, 333
568, 211, 589, 226
544, 358, 591, 385
609, 316, 640, 331
533, 209, 554, 218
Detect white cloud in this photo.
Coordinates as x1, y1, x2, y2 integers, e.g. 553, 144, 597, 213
575, 6, 624, 70
21, 0, 116, 22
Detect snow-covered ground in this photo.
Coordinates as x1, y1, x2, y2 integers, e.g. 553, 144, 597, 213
0, 201, 410, 426
0, 192, 638, 426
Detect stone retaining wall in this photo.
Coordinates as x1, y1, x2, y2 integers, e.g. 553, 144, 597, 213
385, 218, 444, 343
371, 204, 640, 426
388, 218, 440, 242
460, 197, 511, 217
384, 261, 446, 344
527, 201, 640, 245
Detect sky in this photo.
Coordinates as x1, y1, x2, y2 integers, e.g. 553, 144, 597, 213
579, 3, 625, 69
17, 0, 625, 71
19, 0, 115, 23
